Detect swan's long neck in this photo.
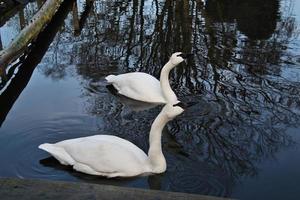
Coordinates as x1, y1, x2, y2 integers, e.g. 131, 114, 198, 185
148, 111, 169, 173
160, 61, 178, 103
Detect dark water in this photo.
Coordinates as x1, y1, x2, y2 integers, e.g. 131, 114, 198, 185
1, 0, 300, 199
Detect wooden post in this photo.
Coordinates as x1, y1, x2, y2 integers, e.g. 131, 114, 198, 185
0, 33, 4, 78
0, 33, 3, 51
0, 2, 23, 27
19, 9, 26, 29
72, 1, 80, 36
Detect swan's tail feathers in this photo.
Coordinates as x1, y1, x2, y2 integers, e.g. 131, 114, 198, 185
105, 75, 121, 92
105, 75, 117, 83
39, 143, 75, 166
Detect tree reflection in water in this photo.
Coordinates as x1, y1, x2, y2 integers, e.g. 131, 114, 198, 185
34, 0, 300, 196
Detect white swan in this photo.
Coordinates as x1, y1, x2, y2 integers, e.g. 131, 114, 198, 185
39, 102, 185, 178
105, 52, 192, 104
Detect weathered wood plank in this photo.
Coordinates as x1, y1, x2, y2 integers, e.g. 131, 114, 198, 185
0, 178, 234, 200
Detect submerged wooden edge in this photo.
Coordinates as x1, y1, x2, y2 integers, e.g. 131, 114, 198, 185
0, 178, 235, 200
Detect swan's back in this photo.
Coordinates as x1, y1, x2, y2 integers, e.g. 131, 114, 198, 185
106, 72, 166, 103
39, 135, 150, 177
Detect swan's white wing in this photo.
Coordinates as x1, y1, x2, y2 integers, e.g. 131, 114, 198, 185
41, 135, 150, 176
106, 72, 166, 103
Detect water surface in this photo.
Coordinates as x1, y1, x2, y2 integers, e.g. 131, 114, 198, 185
0, 0, 300, 199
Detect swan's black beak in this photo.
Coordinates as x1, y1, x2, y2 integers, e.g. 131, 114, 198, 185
173, 101, 197, 110
180, 53, 193, 59
173, 102, 186, 109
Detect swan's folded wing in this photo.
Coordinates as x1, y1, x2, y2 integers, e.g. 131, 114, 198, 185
55, 135, 149, 174
118, 73, 166, 103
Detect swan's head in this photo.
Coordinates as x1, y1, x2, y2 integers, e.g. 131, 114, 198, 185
162, 102, 185, 120
169, 52, 193, 65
